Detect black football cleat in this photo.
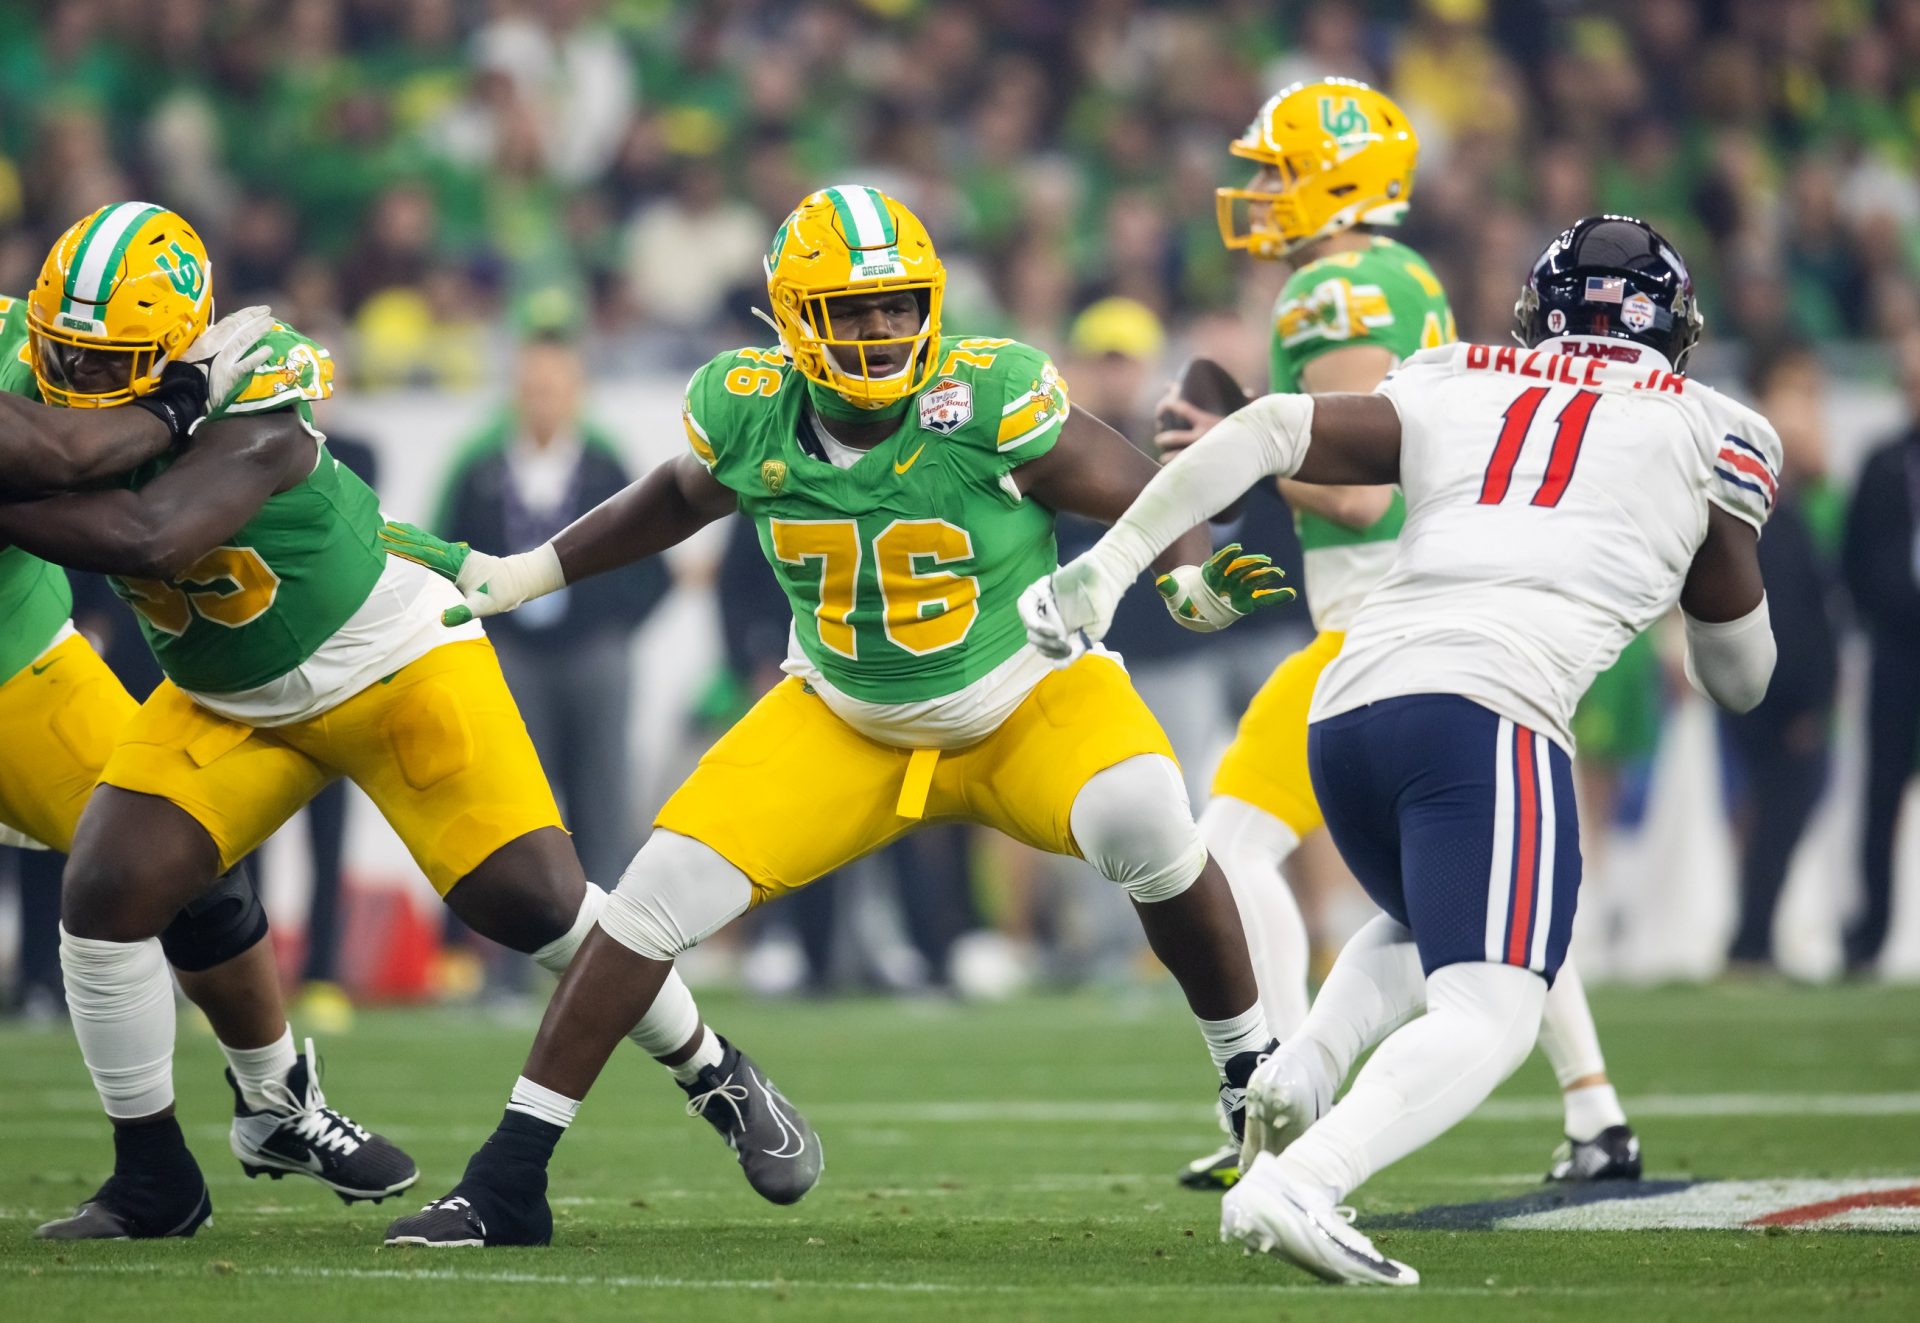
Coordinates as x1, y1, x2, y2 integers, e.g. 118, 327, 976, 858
681, 1035, 822, 1204
384, 1180, 552, 1249
1178, 1141, 1243, 1191
1547, 1124, 1643, 1182
229, 1038, 418, 1203
37, 1173, 212, 1240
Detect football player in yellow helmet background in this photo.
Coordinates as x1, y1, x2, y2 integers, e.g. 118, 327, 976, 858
1160, 81, 1641, 1193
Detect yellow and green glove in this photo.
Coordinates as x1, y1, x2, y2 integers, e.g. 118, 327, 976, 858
1154, 543, 1295, 633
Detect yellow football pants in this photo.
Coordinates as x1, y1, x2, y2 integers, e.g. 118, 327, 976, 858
655, 654, 1176, 905
0, 633, 138, 853
100, 639, 564, 895
1209, 629, 1346, 838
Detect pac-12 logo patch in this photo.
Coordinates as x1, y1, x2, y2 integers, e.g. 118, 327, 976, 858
760, 459, 788, 494
1621, 291, 1657, 333
919, 377, 972, 434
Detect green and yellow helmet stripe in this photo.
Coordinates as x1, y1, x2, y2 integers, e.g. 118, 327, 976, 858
61, 202, 165, 317
824, 185, 897, 251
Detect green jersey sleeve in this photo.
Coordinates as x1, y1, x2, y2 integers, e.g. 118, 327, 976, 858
210, 321, 335, 420
1269, 238, 1456, 394
0, 295, 41, 399
972, 339, 1068, 468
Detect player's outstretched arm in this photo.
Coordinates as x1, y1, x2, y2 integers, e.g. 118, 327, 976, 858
0, 411, 307, 577
1678, 504, 1774, 713
1021, 392, 1399, 656
383, 452, 736, 627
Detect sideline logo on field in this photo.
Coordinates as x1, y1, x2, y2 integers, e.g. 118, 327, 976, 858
1374, 1179, 1920, 1233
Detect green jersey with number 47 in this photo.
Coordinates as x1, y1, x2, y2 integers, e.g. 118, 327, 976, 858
1271, 235, 1454, 631
684, 335, 1069, 706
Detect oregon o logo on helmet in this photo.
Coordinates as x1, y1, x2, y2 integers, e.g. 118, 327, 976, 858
1320, 96, 1370, 139
154, 241, 205, 301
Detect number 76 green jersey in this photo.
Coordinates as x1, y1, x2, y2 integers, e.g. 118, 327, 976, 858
683, 336, 1069, 706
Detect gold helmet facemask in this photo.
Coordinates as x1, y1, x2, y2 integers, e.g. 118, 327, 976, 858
763, 184, 946, 408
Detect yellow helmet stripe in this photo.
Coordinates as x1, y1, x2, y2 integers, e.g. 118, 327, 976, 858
62, 202, 164, 316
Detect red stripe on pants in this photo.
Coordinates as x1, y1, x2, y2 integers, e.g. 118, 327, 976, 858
1508, 728, 1538, 966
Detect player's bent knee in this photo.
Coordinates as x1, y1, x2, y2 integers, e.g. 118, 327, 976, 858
529, 883, 608, 976
1427, 962, 1547, 1077
1071, 755, 1208, 904
158, 866, 269, 972
599, 830, 754, 961
60, 854, 185, 943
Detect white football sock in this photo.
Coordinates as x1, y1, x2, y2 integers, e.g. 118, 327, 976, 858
1290, 913, 1427, 1087
59, 928, 177, 1120
1200, 797, 1311, 1037
666, 1026, 725, 1084
626, 966, 703, 1059
531, 883, 609, 976
1561, 1082, 1628, 1142
507, 1075, 581, 1129
1279, 962, 1546, 1201
1197, 1002, 1271, 1073
1537, 957, 1610, 1079
222, 1024, 297, 1112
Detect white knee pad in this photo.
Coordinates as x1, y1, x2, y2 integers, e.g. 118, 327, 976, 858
599, 830, 755, 961
1070, 754, 1208, 904
59, 927, 177, 1120
531, 883, 609, 977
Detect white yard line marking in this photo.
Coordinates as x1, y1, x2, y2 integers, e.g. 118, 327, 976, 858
0, 1262, 1873, 1300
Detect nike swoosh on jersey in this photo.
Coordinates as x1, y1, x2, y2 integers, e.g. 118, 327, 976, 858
893, 442, 927, 475
29, 657, 61, 676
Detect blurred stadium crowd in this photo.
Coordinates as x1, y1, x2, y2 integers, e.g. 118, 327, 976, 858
3, 0, 1920, 1020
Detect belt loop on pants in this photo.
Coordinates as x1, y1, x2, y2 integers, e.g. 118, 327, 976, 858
895, 747, 941, 819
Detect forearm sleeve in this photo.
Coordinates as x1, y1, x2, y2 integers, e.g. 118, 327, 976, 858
1683, 597, 1775, 714
1081, 394, 1314, 590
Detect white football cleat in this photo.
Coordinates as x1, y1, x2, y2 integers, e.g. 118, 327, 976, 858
1240, 1040, 1335, 1164
1220, 1153, 1419, 1287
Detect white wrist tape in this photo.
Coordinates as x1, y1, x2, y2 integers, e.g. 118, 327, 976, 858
1683, 596, 1775, 714
1083, 394, 1315, 591
458, 541, 567, 612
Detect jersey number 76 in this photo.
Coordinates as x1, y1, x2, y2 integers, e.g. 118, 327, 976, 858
1478, 387, 1600, 508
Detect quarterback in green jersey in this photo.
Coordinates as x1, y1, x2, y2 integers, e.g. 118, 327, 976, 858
1158, 81, 1640, 1189
380, 184, 1293, 1248
0, 204, 798, 1240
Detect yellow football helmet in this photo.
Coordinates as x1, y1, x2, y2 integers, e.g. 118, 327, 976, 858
764, 184, 945, 408
27, 202, 213, 408
1216, 79, 1419, 260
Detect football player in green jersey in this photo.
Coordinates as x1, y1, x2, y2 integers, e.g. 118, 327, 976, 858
0, 204, 792, 1240
1158, 81, 1640, 1189
0, 288, 425, 1236
380, 184, 1294, 1247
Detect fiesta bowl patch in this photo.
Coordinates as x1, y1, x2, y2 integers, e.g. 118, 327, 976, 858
920, 377, 972, 434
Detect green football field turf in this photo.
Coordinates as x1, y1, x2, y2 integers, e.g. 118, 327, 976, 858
2, 981, 1917, 1322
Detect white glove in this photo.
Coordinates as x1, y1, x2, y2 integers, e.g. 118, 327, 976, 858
1018, 556, 1125, 666
181, 304, 277, 411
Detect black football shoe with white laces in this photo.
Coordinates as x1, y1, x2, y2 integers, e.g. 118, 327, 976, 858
1547, 1124, 1643, 1182
229, 1038, 418, 1203
681, 1035, 822, 1204
36, 1117, 212, 1240
1179, 1038, 1278, 1189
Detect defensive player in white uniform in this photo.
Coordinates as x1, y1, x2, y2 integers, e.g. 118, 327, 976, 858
1022, 216, 1778, 1285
